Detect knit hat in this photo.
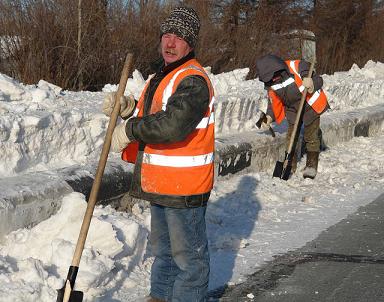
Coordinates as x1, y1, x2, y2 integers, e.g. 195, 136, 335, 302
160, 7, 200, 48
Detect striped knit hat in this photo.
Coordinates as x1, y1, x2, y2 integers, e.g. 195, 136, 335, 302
160, 7, 200, 48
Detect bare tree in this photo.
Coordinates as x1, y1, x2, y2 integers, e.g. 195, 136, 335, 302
0, 0, 382, 89
77, 0, 83, 89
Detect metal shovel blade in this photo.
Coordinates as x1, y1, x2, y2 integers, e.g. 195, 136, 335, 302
57, 266, 83, 302
273, 160, 292, 180
56, 286, 83, 302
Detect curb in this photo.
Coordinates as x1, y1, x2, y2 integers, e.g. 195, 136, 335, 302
217, 104, 384, 176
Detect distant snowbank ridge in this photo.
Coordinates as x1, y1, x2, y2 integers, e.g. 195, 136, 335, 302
0, 61, 383, 177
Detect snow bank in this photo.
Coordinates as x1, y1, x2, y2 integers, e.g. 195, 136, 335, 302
323, 60, 384, 111
102, 69, 147, 100
0, 61, 383, 177
0, 75, 108, 176
0, 192, 151, 301
208, 68, 267, 134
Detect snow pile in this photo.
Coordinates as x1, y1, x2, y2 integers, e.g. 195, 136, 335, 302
102, 69, 147, 100
0, 192, 151, 301
102, 67, 265, 102
0, 61, 383, 177
0, 74, 108, 177
208, 68, 268, 134
208, 67, 263, 98
0, 74, 61, 103
323, 60, 384, 111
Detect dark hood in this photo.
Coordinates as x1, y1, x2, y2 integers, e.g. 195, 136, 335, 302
256, 54, 288, 82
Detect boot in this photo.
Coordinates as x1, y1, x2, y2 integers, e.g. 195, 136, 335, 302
303, 151, 319, 179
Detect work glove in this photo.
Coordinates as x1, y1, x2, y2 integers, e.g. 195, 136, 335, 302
102, 92, 135, 118
111, 120, 131, 153
256, 112, 273, 129
302, 77, 314, 94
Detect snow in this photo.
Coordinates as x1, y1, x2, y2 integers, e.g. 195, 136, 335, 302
0, 192, 150, 301
1, 61, 384, 176
0, 60, 383, 301
323, 60, 384, 111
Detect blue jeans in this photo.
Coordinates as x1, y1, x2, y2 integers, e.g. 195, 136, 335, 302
150, 204, 210, 302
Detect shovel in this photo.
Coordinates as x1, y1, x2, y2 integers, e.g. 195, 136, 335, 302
56, 53, 134, 302
273, 59, 316, 180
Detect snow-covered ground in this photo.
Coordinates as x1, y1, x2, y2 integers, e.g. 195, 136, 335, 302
0, 61, 383, 301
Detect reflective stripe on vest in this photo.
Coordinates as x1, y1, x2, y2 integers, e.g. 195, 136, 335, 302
287, 60, 328, 113
143, 152, 214, 167
307, 90, 321, 106
161, 65, 215, 130
289, 61, 306, 92
268, 60, 328, 124
270, 77, 295, 91
132, 107, 140, 117
162, 66, 205, 109
196, 96, 215, 128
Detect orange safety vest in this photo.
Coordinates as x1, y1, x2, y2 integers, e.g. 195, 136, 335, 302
268, 60, 328, 124
121, 59, 215, 196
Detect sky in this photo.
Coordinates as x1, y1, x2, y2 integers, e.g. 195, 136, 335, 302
0, 60, 383, 301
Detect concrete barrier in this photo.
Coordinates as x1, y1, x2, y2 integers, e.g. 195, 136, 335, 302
0, 172, 71, 241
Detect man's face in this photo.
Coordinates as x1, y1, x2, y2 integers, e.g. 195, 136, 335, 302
161, 33, 192, 65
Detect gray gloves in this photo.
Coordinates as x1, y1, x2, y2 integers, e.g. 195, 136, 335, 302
302, 77, 314, 93
111, 120, 131, 153
102, 92, 135, 118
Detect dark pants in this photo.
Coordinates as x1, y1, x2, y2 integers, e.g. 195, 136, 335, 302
286, 117, 321, 153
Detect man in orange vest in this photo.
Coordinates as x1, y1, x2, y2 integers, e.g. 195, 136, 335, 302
103, 7, 214, 302
255, 54, 329, 179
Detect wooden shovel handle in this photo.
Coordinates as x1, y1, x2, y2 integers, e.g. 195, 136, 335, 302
285, 59, 316, 155
71, 53, 134, 267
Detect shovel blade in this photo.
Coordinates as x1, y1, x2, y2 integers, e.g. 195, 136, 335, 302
56, 287, 83, 302
273, 160, 292, 180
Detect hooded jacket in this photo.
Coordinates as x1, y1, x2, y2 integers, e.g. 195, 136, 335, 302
256, 55, 329, 125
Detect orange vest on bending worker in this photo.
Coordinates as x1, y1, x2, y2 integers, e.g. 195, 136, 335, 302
121, 59, 215, 196
268, 60, 328, 124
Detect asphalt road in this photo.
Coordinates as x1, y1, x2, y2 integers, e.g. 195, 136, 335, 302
209, 192, 384, 302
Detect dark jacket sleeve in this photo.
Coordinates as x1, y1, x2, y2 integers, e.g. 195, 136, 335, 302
299, 60, 323, 92
126, 75, 209, 144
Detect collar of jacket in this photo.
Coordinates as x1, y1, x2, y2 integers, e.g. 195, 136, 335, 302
150, 51, 196, 76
